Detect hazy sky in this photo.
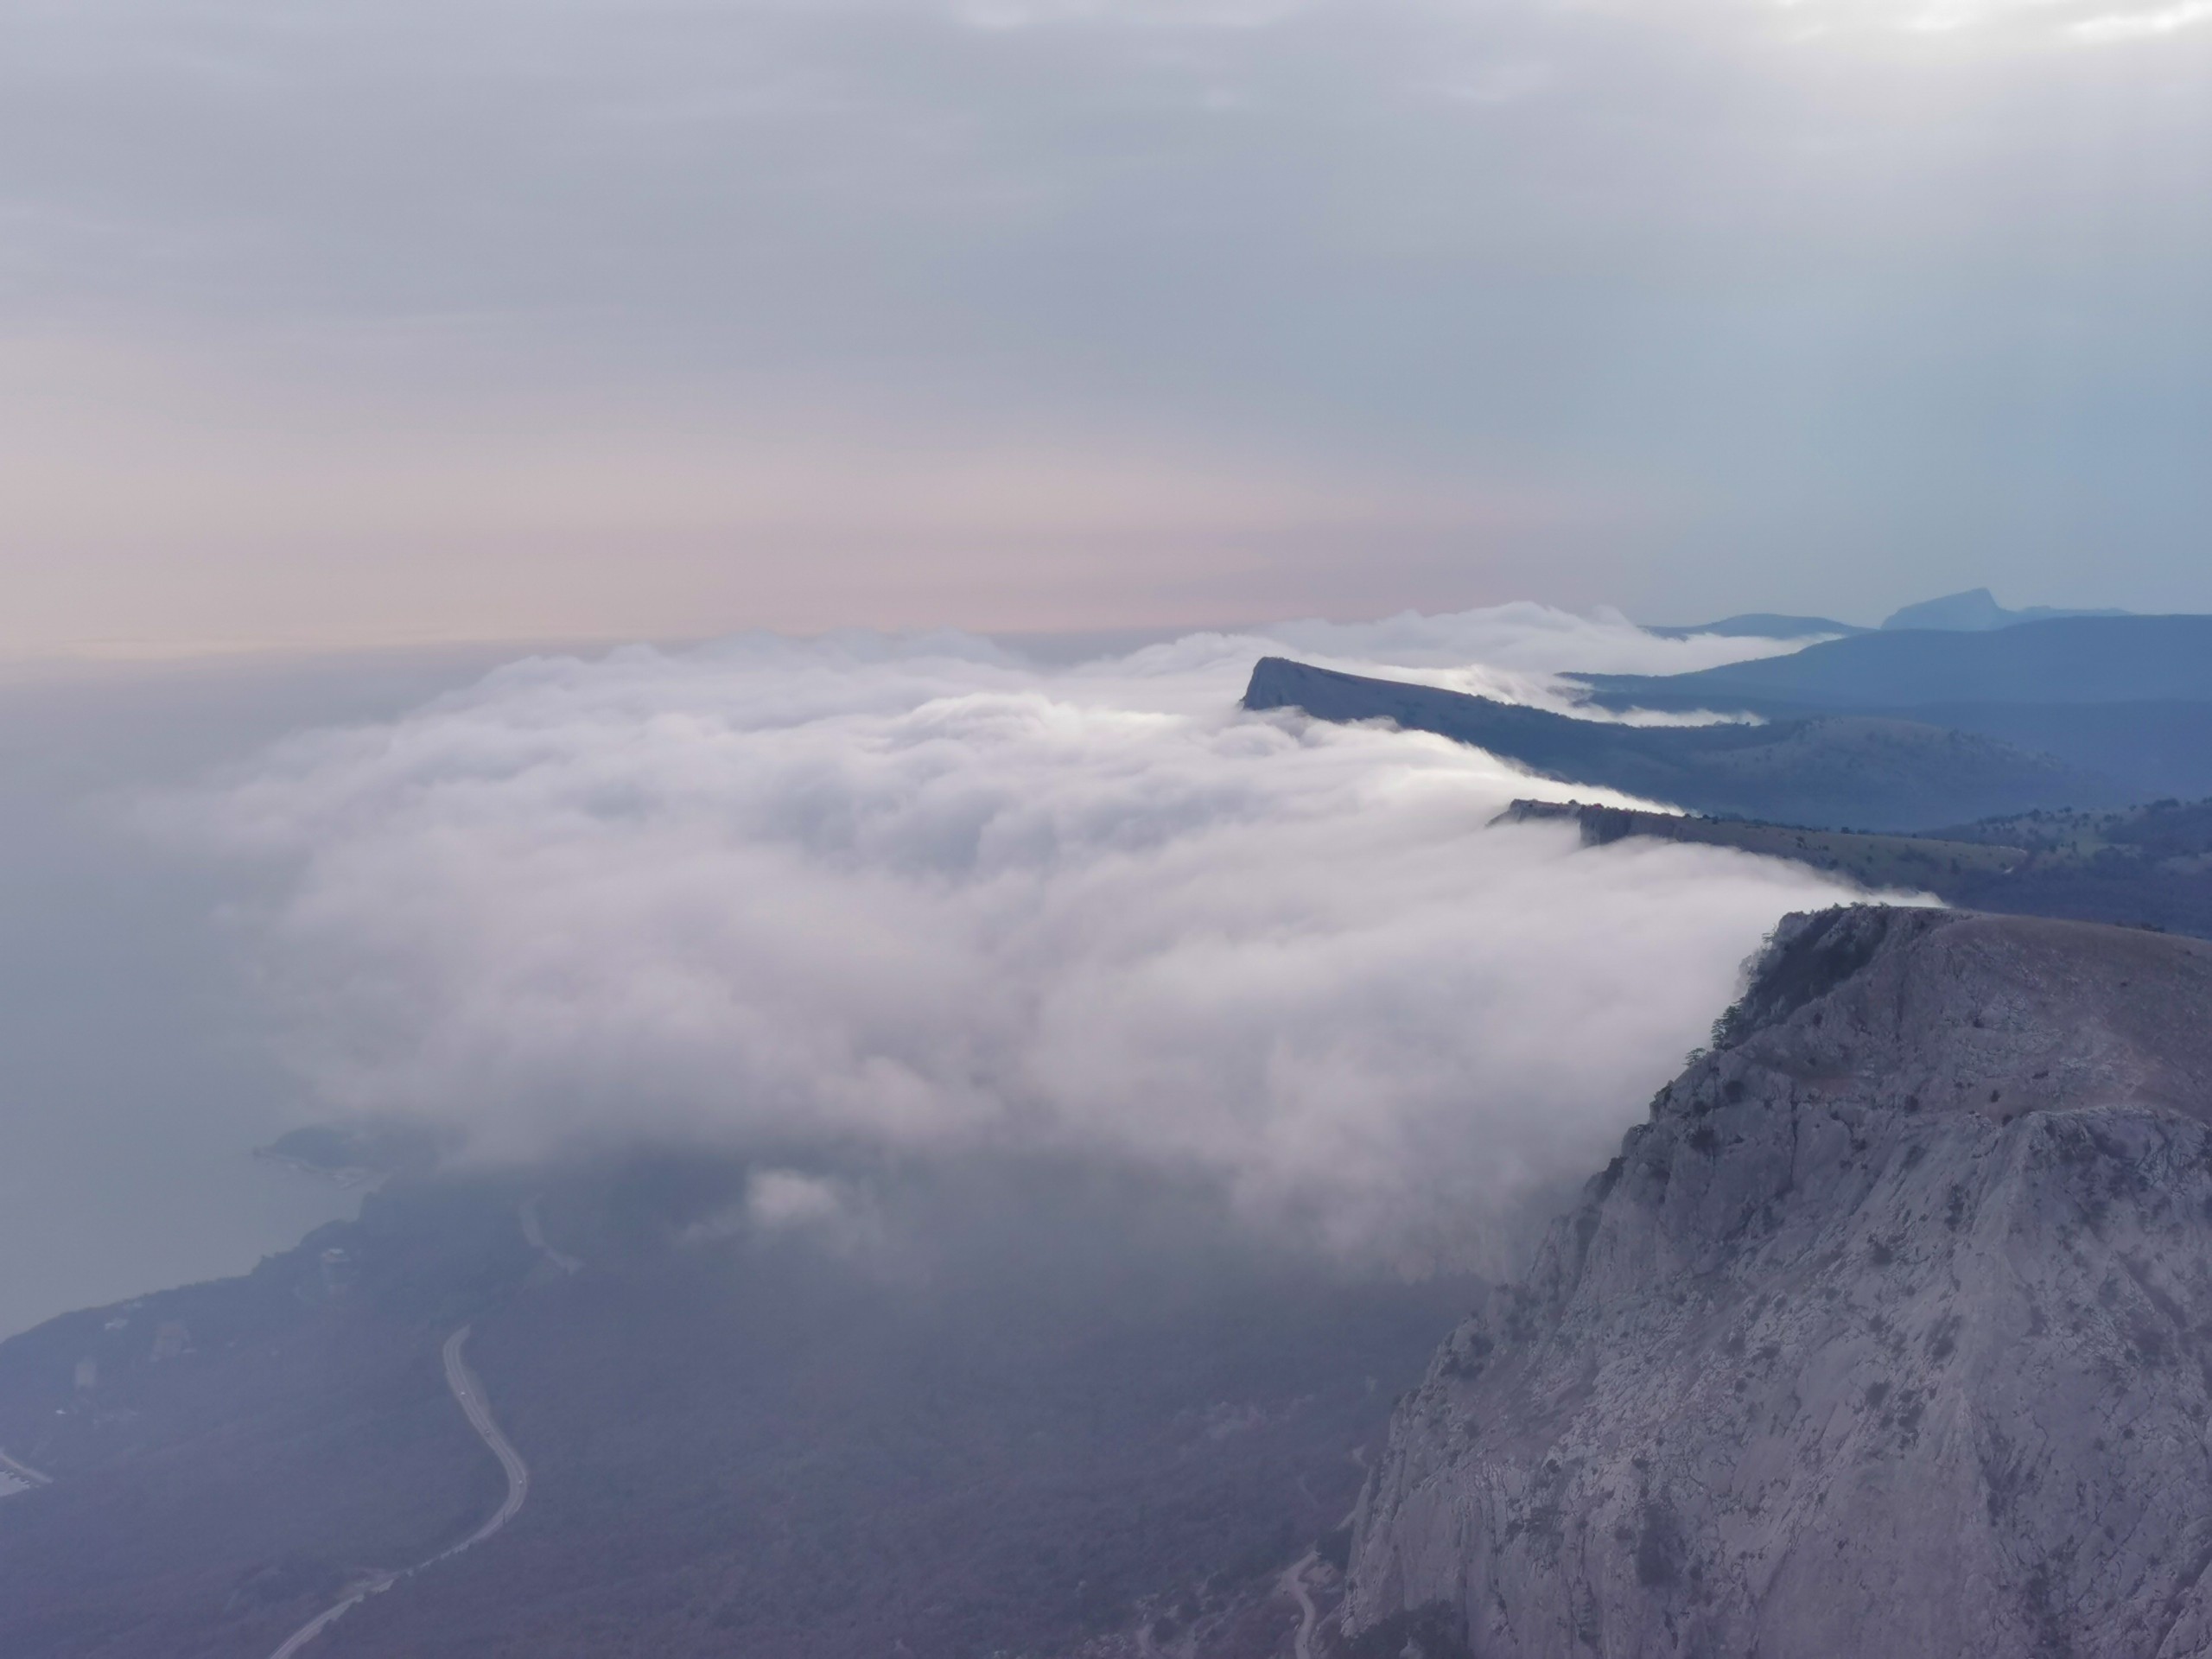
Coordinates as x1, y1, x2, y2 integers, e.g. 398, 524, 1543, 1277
3, 0, 2208, 653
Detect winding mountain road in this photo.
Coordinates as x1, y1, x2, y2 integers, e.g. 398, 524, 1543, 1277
264, 1325, 530, 1658
0, 1447, 52, 1491
431, 1325, 530, 1560
1278, 1550, 1320, 1659
518, 1197, 582, 1275
266, 1572, 395, 1659
1267, 1445, 1370, 1659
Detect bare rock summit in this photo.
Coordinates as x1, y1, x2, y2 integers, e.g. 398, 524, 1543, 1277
1346, 906, 2212, 1658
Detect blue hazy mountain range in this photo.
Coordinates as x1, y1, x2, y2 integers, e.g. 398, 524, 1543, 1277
1578, 615, 2212, 712
1244, 613, 2212, 830
1645, 588, 2129, 640
1878, 588, 2131, 632
1242, 658, 2124, 832
1573, 615, 2212, 804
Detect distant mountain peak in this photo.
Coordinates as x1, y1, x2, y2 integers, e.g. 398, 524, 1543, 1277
1881, 588, 2130, 632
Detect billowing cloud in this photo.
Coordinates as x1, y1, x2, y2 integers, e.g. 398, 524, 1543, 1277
675, 1167, 886, 1259
177, 607, 1864, 1266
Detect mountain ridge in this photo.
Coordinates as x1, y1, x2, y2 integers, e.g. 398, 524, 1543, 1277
1344, 906, 2212, 1657
1577, 614, 2212, 713
1880, 588, 2130, 632
1243, 656, 2122, 831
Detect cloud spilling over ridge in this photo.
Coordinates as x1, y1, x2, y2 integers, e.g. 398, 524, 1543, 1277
186, 607, 1859, 1264
1245, 606, 1803, 721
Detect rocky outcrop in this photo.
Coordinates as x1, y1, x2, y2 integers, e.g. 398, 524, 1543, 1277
1345, 906, 2212, 1658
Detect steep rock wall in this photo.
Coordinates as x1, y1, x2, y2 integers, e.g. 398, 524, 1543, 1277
1346, 907, 2212, 1658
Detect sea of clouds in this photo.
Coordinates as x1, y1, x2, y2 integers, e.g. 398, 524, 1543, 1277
183, 607, 1861, 1267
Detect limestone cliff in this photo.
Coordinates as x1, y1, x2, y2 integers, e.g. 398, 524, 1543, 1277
1345, 906, 2212, 1658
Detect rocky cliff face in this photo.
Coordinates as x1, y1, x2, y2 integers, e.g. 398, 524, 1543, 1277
1345, 906, 2212, 1658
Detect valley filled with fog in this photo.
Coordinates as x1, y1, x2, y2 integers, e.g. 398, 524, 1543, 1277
0, 607, 1856, 1338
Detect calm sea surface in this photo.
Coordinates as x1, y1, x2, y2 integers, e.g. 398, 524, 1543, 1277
0, 648, 539, 1340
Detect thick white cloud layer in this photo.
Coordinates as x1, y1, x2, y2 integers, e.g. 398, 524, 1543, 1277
190, 608, 1860, 1263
